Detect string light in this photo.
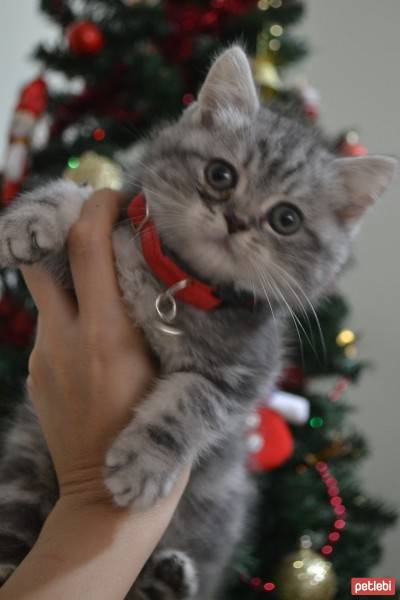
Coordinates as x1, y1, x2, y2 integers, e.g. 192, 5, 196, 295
257, 0, 270, 10
241, 573, 277, 594
269, 39, 281, 51
202, 10, 218, 26
240, 321, 354, 594
309, 416, 324, 429
316, 462, 347, 555
345, 344, 358, 359
296, 464, 308, 474
68, 156, 80, 169
305, 452, 317, 464
336, 329, 356, 347
241, 462, 347, 592
270, 24, 283, 37
92, 127, 106, 141
330, 496, 343, 507
263, 583, 276, 591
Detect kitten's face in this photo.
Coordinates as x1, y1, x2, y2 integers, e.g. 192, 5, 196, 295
141, 47, 396, 310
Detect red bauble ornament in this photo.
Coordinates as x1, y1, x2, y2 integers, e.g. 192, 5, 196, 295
339, 141, 368, 157
67, 21, 105, 56
248, 407, 294, 472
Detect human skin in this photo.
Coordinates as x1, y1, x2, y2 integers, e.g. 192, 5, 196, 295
0, 189, 190, 600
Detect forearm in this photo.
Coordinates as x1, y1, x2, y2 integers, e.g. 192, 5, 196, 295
0, 472, 189, 600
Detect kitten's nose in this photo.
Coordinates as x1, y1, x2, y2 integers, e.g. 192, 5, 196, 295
224, 211, 249, 235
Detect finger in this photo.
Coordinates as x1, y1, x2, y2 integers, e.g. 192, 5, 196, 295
67, 189, 125, 319
21, 265, 76, 326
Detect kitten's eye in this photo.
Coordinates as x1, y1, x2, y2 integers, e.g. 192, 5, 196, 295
267, 203, 303, 236
205, 160, 238, 192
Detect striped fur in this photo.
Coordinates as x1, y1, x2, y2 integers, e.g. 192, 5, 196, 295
0, 47, 396, 598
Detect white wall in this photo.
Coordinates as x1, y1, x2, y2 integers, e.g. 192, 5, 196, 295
1, 0, 399, 577
298, 1, 400, 576
0, 3, 54, 156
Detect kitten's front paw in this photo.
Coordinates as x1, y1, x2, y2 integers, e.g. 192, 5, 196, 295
0, 206, 60, 267
151, 550, 198, 599
0, 180, 91, 268
105, 429, 181, 509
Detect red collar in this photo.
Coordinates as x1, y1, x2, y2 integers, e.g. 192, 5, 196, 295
127, 193, 223, 311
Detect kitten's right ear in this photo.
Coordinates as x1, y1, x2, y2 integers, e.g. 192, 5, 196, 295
334, 155, 398, 222
197, 46, 260, 124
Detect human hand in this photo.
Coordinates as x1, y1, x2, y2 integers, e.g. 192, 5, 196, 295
22, 189, 156, 503
0, 189, 191, 600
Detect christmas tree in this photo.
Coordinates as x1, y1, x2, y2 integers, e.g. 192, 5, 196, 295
0, 1, 396, 598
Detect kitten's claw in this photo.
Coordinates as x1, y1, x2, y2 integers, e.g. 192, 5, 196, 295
0, 210, 59, 267
151, 550, 198, 599
105, 431, 181, 509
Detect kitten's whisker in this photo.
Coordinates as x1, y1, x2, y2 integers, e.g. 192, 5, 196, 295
271, 263, 327, 363
268, 271, 322, 365
258, 271, 277, 323
250, 261, 277, 326
267, 272, 305, 365
270, 266, 315, 351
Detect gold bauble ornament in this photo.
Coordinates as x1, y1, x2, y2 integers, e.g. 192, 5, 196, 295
252, 25, 283, 100
253, 58, 283, 96
275, 548, 337, 600
63, 151, 123, 191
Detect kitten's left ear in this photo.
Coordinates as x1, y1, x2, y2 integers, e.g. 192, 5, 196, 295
334, 155, 398, 222
198, 46, 260, 123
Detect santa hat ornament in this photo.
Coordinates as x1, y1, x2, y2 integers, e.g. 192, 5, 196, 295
247, 389, 310, 471
2, 77, 48, 205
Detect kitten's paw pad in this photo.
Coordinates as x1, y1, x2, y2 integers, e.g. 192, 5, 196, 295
105, 433, 180, 510
0, 209, 59, 266
0, 564, 16, 586
152, 550, 198, 599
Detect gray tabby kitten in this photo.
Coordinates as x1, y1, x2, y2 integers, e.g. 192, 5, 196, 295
0, 47, 397, 599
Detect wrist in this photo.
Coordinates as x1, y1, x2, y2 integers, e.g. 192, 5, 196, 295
1, 468, 191, 600
57, 462, 114, 508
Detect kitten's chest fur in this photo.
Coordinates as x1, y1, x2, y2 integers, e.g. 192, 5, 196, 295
112, 225, 284, 379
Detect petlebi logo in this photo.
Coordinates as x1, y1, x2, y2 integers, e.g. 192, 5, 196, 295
351, 578, 397, 596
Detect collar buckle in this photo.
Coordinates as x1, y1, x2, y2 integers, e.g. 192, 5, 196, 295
154, 279, 192, 337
